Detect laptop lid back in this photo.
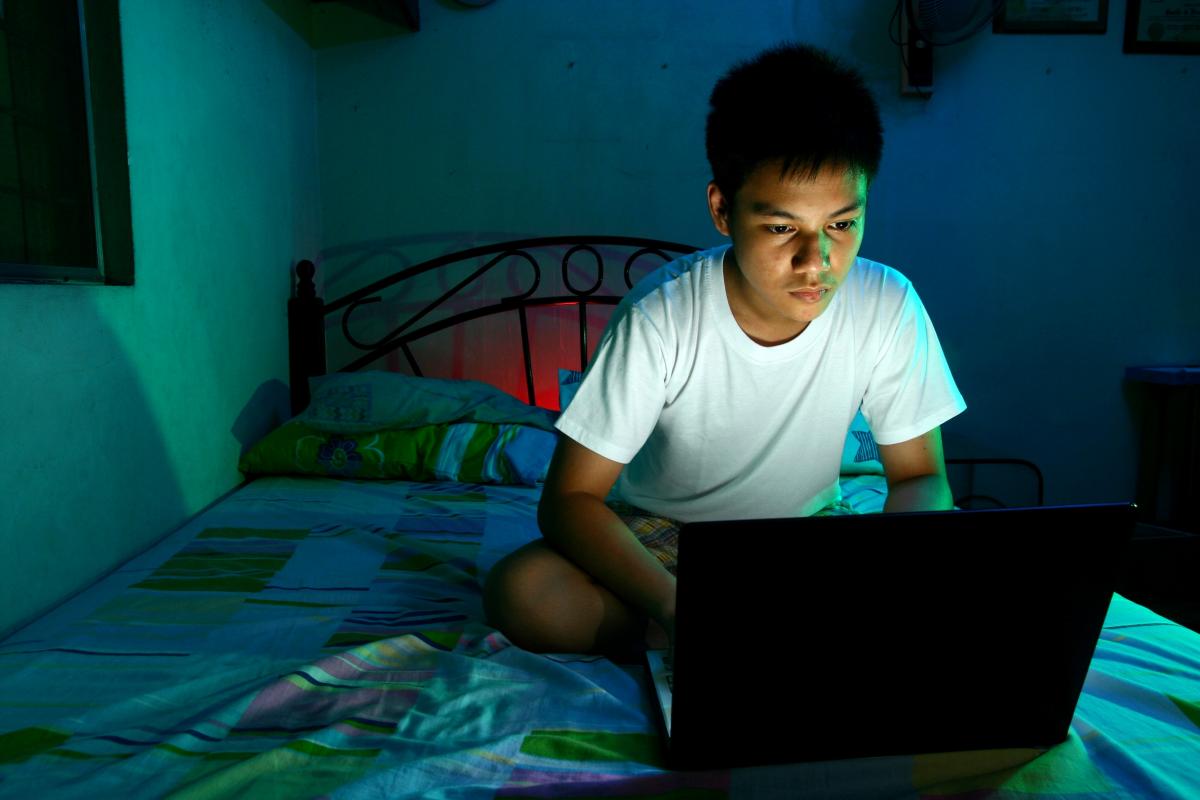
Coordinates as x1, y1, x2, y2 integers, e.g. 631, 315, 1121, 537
669, 503, 1137, 769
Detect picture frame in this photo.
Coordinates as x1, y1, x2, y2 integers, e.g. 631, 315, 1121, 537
993, 0, 1109, 33
1124, 0, 1200, 53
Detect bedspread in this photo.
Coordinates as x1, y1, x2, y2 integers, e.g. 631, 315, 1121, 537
1, 477, 1198, 799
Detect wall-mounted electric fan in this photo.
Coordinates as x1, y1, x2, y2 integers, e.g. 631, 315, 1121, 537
894, 0, 1004, 94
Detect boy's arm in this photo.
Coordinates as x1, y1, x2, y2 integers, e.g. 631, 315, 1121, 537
537, 436, 677, 633
878, 426, 954, 513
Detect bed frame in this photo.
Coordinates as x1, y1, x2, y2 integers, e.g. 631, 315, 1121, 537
287, 235, 1044, 507
287, 235, 697, 415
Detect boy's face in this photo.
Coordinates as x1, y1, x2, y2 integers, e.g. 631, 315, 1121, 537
708, 161, 867, 346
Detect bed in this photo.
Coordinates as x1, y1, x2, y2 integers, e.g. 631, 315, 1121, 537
2, 236, 1198, 799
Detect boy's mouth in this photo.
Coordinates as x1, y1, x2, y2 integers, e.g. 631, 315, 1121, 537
788, 288, 828, 303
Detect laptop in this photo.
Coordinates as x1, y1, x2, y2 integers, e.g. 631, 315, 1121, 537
645, 502, 1138, 770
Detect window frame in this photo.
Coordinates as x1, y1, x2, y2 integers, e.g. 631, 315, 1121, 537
0, 0, 132, 286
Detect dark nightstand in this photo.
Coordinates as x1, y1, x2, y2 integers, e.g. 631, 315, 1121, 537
1114, 522, 1200, 633
1125, 365, 1200, 534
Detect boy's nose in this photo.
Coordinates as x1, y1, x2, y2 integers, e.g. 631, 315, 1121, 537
790, 233, 830, 272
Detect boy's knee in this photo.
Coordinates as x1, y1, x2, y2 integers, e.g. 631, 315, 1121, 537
483, 542, 606, 652
483, 543, 560, 634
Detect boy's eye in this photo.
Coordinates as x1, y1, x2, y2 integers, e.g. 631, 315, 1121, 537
767, 224, 793, 234
830, 219, 858, 233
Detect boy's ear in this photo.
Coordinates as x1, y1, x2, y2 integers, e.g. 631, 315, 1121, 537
707, 181, 732, 237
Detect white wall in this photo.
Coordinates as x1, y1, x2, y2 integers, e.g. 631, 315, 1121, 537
0, 0, 320, 637
315, 1, 1199, 507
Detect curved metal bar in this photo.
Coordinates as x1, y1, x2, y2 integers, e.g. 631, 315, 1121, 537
342, 249, 540, 354
341, 296, 384, 351
945, 457, 1045, 506
623, 247, 675, 289
497, 250, 541, 302
324, 235, 696, 314
319, 237, 699, 385
953, 494, 1007, 510
338, 295, 623, 373
561, 244, 604, 297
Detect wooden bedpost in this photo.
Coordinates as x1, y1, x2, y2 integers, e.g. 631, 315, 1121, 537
288, 259, 326, 416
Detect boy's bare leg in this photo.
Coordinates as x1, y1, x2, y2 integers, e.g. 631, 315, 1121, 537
483, 539, 647, 656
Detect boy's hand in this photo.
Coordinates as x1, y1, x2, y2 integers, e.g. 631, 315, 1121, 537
539, 437, 678, 650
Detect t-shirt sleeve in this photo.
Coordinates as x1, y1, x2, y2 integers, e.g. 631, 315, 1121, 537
554, 305, 668, 464
861, 280, 966, 446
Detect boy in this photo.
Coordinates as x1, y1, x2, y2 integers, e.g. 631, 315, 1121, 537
484, 43, 966, 656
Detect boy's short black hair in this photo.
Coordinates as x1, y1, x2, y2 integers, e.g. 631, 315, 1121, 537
705, 43, 884, 199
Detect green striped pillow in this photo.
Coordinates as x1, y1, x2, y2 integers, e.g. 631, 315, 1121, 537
239, 419, 556, 485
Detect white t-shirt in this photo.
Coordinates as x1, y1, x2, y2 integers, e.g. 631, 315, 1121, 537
555, 244, 966, 522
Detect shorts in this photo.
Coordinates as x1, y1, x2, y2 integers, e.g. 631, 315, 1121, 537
607, 500, 684, 576
608, 498, 858, 577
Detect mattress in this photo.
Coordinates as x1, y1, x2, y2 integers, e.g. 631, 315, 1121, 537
1, 475, 1198, 799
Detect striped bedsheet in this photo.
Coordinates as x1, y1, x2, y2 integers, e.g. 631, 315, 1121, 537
0, 476, 1198, 799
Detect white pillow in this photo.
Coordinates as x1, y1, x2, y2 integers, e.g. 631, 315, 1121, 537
302, 371, 557, 433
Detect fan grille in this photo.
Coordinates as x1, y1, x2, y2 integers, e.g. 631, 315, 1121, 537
911, 0, 1003, 45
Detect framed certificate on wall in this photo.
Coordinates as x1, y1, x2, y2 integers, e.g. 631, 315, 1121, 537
1124, 0, 1200, 53
993, 0, 1109, 33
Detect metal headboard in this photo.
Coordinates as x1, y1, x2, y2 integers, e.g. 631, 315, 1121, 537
288, 236, 699, 415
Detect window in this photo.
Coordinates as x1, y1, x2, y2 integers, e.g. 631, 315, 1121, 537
0, 0, 132, 285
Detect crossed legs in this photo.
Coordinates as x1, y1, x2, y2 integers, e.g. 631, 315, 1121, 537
483, 540, 647, 657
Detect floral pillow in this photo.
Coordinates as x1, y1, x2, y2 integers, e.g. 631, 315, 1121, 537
558, 368, 585, 411
239, 419, 556, 485
841, 410, 884, 475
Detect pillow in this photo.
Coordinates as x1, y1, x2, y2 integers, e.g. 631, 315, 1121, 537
841, 410, 884, 475
301, 371, 557, 434
239, 419, 557, 485
558, 368, 585, 411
